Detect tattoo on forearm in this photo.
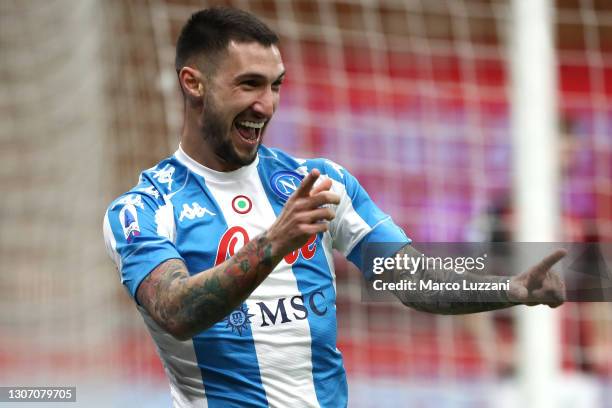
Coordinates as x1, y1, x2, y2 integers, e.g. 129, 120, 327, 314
138, 234, 279, 338
391, 245, 512, 314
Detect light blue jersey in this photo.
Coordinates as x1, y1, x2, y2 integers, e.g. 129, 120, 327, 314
103, 145, 409, 408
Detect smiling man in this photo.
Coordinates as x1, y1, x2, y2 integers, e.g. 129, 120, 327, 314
103, 7, 566, 408
179, 39, 284, 171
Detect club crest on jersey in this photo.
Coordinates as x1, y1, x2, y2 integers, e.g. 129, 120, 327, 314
270, 171, 303, 200
224, 304, 255, 336
232, 195, 252, 214
119, 204, 140, 243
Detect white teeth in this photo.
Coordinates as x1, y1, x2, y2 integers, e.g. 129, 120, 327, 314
238, 121, 265, 129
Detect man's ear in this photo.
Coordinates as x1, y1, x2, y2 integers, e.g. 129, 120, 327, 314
179, 67, 205, 99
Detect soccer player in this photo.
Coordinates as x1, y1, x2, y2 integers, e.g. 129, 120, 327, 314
103, 7, 566, 407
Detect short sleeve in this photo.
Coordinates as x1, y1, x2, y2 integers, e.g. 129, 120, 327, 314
322, 161, 411, 280
103, 192, 182, 299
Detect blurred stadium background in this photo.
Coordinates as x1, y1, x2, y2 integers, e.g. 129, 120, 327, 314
1, 0, 612, 406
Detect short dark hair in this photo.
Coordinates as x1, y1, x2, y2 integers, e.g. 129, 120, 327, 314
175, 7, 279, 73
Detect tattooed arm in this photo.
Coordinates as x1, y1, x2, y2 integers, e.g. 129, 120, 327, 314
136, 169, 340, 340
389, 244, 566, 314
137, 235, 279, 340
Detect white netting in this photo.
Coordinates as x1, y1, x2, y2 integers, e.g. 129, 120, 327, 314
556, 0, 612, 389
0, 0, 117, 379
1, 0, 611, 406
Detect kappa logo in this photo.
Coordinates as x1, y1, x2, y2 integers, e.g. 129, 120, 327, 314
138, 185, 160, 199
113, 194, 145, 210
270, 171, 303, 200
151, 164, 175, 191
325, 160, 344, 178
119, 204, 140, 243
179, 202, 216, 222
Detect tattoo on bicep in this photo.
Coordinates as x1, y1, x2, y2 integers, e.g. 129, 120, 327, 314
138, 235, 278, 336
139, 259, 183, 301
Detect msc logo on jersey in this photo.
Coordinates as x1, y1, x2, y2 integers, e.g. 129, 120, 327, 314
224, 304, 255, 336
119, 204, 140, 243
255, 291, 328, 327
270, 171, 303, 200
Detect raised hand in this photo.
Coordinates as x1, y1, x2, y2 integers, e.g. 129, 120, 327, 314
265, 169, 341, 259
508, 249, 567, 307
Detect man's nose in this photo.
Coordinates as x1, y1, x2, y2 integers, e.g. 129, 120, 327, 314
252, 87, 275, 118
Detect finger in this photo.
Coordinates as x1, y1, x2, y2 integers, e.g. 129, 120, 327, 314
299, 222, 329, 235
306, 191, 341, 209
310, 177, 333, 196
531, 278, 566, 306
530, 291, 564, 308
528, 249, 567, 282
531, 286, 563, 301
293, 169, 320, 198
534, 293, 564, 308
300, 207, 336, 224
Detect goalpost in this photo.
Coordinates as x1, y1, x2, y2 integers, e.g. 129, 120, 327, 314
510, 1, 561, 408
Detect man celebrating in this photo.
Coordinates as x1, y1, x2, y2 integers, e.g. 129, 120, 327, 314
103, 7, 565, 408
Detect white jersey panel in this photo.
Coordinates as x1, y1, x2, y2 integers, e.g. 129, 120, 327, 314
138, 306, 208, 408
195, 166, 320, 408
328, 179, 372, 256
103, 212, 122, 274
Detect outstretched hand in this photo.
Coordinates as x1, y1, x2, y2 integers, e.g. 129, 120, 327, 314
265, 169, 340, 258
508, 249, 567, 307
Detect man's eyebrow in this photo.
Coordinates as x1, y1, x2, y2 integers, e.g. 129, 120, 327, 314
234, 71, 286, 83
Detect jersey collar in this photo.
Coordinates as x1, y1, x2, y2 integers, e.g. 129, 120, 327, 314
174, 144, 260, 183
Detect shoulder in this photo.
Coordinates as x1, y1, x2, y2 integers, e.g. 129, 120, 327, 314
258, 145, 353, 184
106, 155, 189, 214
139, 155, 190, 198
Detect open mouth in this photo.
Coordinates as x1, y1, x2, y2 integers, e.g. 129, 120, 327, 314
234, 120, 264, 144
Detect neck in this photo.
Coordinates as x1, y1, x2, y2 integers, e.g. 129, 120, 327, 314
181, 110, 234, 172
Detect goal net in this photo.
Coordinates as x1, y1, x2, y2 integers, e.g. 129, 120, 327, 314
1, 0, 610, 406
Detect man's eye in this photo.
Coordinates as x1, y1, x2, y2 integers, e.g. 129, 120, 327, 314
242, 80, 258, 88
272, 82, 283, 91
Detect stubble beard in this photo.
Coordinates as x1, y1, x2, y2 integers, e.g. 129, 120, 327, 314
201, 93, 261, 170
